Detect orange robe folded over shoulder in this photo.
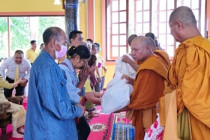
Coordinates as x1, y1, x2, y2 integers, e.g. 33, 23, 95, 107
160, 36, 210, 140
128, 52, 170, 140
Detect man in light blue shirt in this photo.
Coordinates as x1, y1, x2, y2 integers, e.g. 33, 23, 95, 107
24, 27, 84, 140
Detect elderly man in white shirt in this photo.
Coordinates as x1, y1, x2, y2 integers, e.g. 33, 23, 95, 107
0, 50, 31, 98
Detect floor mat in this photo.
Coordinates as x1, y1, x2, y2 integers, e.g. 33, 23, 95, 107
87, 106, 114, 140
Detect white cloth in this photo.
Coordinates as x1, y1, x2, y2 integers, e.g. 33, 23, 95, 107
115, 53, 136, 79
0, 57, 31, 80
144, 114, 164, 140
102, 72, 133, 113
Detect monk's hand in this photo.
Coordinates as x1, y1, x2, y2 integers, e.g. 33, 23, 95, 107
122, 55, 132, 63
77, 104, 85, 117
85, 92, 101, 105
114, 110, 122, 113
121, 74, 134, 85
79, 64, 89, 82
114, 106, 128, 113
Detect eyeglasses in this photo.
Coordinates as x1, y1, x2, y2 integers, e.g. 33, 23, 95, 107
81, 59, 88, 65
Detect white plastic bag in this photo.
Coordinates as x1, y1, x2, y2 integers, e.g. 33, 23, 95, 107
115, 54, 136, 78
102, 72, 133, 113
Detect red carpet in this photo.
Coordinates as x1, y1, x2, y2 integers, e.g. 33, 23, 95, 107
87, 106, 114, 140
0, 99, 118, 140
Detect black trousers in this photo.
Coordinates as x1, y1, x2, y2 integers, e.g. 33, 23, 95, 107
4, 77, 25, 98
77, 116, 91, 140
94, 82, 100, 92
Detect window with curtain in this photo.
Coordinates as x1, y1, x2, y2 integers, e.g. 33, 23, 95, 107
106, 0, 206, 61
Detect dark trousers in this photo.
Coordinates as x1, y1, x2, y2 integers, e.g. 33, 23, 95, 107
77, 116, 91, 140
4, 77, 25, 98
100, 76, 105, 90
94, 82, 100, 92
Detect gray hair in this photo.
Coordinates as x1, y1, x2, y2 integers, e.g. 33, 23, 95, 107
43, 27, 63, 45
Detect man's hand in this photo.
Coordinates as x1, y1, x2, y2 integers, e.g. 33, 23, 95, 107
12, 79, 27, 88
121, 74, 134, 85
85, 92, 101, 105
77, 104, 85, 117
12, 82, 19, 88
122, 55, 132, 63
79, 64, 89, 82
20, 78, 28, 87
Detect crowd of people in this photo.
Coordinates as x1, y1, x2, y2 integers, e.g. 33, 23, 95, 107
0, 6, 209, 140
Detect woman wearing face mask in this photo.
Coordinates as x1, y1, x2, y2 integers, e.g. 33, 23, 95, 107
59, 45, 101, 140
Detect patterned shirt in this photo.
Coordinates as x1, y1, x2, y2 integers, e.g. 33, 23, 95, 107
59, 58, 85, 103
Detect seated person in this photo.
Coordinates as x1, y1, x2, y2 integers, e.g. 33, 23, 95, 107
0, 74, 26, 138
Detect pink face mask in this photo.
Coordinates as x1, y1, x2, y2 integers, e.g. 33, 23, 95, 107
55, 44, 67, 59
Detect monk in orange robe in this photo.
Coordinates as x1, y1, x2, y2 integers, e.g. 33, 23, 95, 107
122, 35, 170, 72
120, 36, 170, 140
159, 6, 210, 140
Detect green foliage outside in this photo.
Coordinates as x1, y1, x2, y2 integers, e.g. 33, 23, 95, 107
10, 17, 31, 54
0, 17, 8, 57
0, 16, 65, 58
38, 16, 65, 47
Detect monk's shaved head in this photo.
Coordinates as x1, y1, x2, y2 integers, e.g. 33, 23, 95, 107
169, 6, 197, 26
169, 6, 200, 43
132, 36, 150, 48
131, 36, 154, 62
